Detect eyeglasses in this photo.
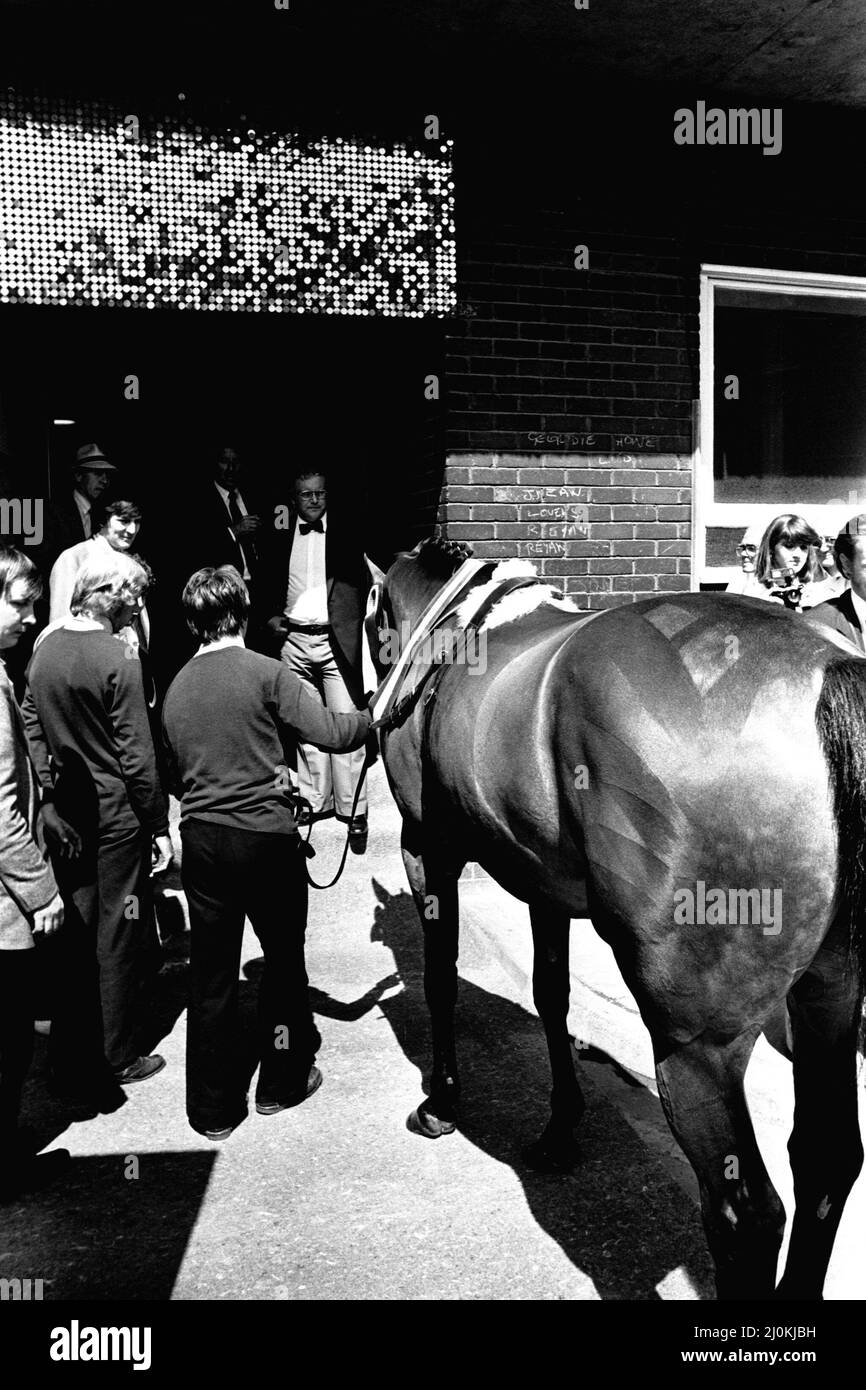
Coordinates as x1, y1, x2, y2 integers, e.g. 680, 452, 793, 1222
736, 545, 757, 555
298, 490, 326, 501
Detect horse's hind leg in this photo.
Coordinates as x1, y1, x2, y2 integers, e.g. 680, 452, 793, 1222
775, 941, 864, 1300
655, 1030, 785, 1300
401, 824, 462, 1139
523, 904, 586, 1169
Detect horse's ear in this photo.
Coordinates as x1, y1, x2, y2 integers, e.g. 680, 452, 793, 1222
364, 553, 386, 587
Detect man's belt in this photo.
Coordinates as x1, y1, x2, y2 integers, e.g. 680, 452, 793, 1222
285, 621, 331, 636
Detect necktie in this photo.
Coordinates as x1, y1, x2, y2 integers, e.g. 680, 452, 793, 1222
299, 520, 324, 534
227, 489, 258, 565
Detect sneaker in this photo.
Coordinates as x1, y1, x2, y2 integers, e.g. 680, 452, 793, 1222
256, 1066, 323, 1115
113, 1054, 166, 1085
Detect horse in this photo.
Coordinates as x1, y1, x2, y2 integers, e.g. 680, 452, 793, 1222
365, 535, 866, 1301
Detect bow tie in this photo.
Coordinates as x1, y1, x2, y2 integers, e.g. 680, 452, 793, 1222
299, 520, 324, 534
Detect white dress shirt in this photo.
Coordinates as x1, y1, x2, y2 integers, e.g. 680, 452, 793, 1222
213, 480, 252, 581
285, 513, 329, 624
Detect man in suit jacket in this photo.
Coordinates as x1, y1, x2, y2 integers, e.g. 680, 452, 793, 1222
262, 469, 372, 848
37, 443, 118, 578
0, 546, 70, 1199
161, 445, 268, 676
808, 513, 866, 653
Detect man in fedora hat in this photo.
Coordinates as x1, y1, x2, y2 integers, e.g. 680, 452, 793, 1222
35, 443, 118, 583
808, 514, 866, 653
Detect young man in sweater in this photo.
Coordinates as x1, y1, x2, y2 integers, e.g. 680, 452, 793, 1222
22, 550, 171, 1103
162, 565, 371, 1140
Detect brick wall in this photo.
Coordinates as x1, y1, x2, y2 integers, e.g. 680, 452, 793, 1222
440, 202, 866, 606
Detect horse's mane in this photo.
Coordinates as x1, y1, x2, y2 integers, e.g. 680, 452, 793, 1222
398, 535, 474, 580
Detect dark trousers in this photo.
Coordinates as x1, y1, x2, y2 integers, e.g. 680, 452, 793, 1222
181, 817, 319, 1134
49, 826, 155, 1078
0, 949, 36, 1179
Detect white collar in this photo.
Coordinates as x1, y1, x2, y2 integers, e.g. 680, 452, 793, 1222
73, 489, 92, 512
193, 635, 246, 658
214, 480, 239, 501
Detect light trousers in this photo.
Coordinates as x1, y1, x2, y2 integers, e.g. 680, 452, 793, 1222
280, 630, 367, 819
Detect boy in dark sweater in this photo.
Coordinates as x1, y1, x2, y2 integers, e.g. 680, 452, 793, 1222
162, 565, 371, 1140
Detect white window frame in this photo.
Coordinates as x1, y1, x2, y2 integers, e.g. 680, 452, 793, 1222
697, 263, 866, 584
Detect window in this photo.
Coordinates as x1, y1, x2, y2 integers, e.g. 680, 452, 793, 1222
698, 265, 866, 583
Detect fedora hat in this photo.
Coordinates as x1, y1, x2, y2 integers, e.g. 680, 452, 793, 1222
74, 442, 117, 471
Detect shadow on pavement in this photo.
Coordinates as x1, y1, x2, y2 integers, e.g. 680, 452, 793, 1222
344, 876, 715, 1301
0, 1151, 217, 1299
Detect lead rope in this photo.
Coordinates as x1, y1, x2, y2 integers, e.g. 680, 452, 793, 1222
299, 740, 377, 889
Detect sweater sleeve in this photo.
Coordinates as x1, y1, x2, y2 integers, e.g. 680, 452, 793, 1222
0, 681, 58, 913
19, 680, 55, 798
105, 651, 169, 836
274, 665, 371, 752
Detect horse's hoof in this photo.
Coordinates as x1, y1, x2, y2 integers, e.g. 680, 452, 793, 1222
521, 1132, 582, 1172
406, 1105, 456, 1139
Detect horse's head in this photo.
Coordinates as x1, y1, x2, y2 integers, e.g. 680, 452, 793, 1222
364, 535, 474, 681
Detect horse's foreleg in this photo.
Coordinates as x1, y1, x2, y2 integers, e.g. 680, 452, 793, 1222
655, 1031, 785, 1300
775, 950, 864, 1301
523, 904, 585, 1170
401, 826, 462, 1139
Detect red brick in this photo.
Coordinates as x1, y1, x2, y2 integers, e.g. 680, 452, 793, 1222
564, 470, 613, 486
446, 485, 493, 503
468, 468, 518, 484
658, 540, 691, 556
587, 487, 635, 504
612, 540, 656, 556
612, 505, 655, 521
611, 470, 657, 486
565, 575, 611, 593
446, 523, 493, 539
589, 523, 633, 538
472, 504, 518, 520
585, 593, 637, 610
613, 575, 656, 591
640, 559, 678, 574
517, 467, 567, 484
468, 541, 515, 558
658, 576, 693, 591
658, 506, 691, 521
587, 505, 612, 521
589, 559, 633, 574
558, 541, 610, 556
632, 487, 679, 504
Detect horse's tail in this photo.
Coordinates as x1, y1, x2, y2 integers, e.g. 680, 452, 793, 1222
815, 657, 866, 1027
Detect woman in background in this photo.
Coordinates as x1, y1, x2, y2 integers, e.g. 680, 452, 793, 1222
734, 514, 841, 612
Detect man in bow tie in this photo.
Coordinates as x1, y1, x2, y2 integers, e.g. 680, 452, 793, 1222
264, 469, 372, 849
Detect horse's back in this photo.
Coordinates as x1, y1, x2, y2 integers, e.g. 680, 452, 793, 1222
430, 590, 847, 1042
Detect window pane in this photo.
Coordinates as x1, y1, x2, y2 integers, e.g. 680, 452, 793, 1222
714, 297, 866, 505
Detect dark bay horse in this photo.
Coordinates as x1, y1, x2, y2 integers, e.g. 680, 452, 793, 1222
367, 536, 866, 1301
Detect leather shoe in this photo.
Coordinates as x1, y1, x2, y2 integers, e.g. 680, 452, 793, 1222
113, 1054, 166, 1085
256, 1065, 323, 1115
348, 814, 368, 854
202, 1125, 236, 1142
